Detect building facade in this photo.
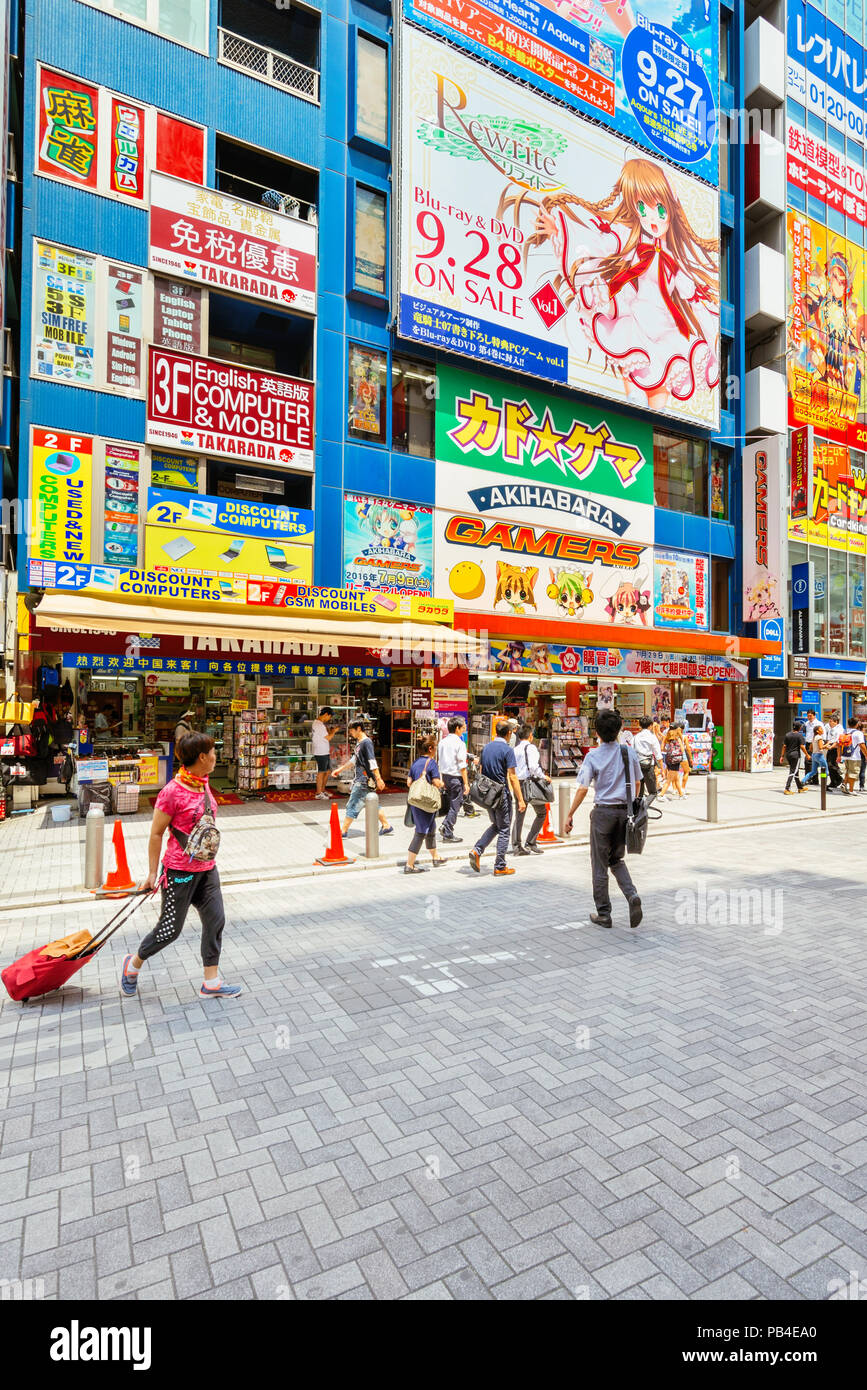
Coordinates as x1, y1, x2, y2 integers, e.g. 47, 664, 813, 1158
9, 0, 786, 799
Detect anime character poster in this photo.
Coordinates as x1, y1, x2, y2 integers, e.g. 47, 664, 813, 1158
786, 208, 867, 446
343, 492, 434, 595
652, 550, 708, 630
398, 29, 720, 431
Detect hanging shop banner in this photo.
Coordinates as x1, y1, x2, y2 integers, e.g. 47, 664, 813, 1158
486, 639, 747, 682
37, 68, 99, 187
397, 29, 720, 431
436, 510, 655, 627
103, 443, 140, 567
105, 263, 143, 392
652, 550, 708, 631
403, 0, 719, 183
245, 582, 453, 625
146, 346, 315, 470
434, 361, 654, 543
343, 493, 434, 596
27, 560, 248, 607
109, 97, 145, 200
29, 429, 93, 565
787, 0, 867, 140
788, 439, 867, 554
33, 242, 96, 384
148, 173, 317, 314
786, 122, 867, 230
66, 652, 391, 679
789, 425, 812, 522
153, 278, 202, 356
149, 449, 198, 491
144, 487, 314, 584
786, 208, 866, 447
742, 439, 783, 622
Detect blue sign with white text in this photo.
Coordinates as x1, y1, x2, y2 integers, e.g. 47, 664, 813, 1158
759, 618, 786, 680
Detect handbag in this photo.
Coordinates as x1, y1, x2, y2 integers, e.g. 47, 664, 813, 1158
407, 758, 442, 814
522, 771, 554, 804
468, 772, 504, 811
170, 791, 221, 861
620, 747, 649, 855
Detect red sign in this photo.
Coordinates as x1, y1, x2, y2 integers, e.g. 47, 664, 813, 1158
109, 98, 144, 200
146, 346, 315, 471
787, 123, 867, 229
530, 283, 566, 330
148, 173, 316, 314
38, 68, 99, 188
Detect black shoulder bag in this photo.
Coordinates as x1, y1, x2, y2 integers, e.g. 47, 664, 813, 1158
620, 746, 649, 855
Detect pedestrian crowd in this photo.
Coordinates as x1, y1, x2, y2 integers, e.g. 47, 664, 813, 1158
781, 708, 866, 796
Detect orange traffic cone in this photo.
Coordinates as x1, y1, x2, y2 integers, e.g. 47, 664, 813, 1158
97, 819, 137, 897
316, 801, 356, 866
536, 806, 560, 844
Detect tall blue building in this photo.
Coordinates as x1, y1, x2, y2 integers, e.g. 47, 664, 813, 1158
6, 0, 785, 796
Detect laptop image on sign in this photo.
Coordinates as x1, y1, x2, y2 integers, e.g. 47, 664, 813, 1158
162, 535, 196, 562
265, 545, 298, 574
219, 539, 244, 562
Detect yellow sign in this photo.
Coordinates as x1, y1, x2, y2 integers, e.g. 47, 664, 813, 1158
144, 526, 313, 586
137, 755, 159, 786
245, 582, 454, 625
30, 428, 92, 564
230, 699, 249, 712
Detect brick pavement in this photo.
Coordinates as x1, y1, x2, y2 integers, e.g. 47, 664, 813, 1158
0, 817, 866, 1300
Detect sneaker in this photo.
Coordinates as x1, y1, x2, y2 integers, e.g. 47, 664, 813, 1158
468, 849, 481, 873
379, 825, 394, 835
589, 912, 613, 929
514, 846, 530, 856
493, 866, 516, 876
628, 895, 643, 929
120, 954, 138, 997
783, 789, 795, 795
200, 981, 243, 998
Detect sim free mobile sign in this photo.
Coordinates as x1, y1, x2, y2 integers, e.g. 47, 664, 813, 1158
397, 28, 720, 432
403, 0, 719, 184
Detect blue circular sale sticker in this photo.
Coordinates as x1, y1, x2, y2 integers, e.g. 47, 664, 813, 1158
622, 24, 715, 169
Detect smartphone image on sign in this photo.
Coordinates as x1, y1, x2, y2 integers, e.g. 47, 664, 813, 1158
264, 546, 298, 573
219, 539, 244, 562
118, 315, 130, 332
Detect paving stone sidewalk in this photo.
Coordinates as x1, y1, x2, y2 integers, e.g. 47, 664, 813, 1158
0, 817, 865, 1300
1, 770, 864, 908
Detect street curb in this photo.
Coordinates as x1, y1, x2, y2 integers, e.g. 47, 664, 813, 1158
4, 800, 867, 913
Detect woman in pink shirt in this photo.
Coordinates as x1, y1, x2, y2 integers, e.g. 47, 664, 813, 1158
120, 732, 241, 999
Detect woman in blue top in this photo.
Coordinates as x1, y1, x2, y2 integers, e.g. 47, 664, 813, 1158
405, 735, 448, 875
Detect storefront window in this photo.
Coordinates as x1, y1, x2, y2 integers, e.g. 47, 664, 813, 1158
710, 445, 729, 520
347, 343, 387, 444
811, 547, 828, 652
653, 431, 708, 514
355, 34, 389, 146
850, 553, 865, 657
829, 550, 848, 654
711, 557, 731, 631
391, 356, 435, 457
719, 8, 730, 83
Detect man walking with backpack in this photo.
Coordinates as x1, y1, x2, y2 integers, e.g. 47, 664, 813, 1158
468, 720, 525, 877
565, 709, 643, 930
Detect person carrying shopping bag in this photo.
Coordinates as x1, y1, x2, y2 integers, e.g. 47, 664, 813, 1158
120, 732, 241, 999
404, 735, 448, 874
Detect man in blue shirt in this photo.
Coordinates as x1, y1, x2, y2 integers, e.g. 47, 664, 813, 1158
565, 708, 643, 929
469, 720, 526, 876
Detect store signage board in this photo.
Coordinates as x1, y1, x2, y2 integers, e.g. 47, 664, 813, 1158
256, 686, 274, 709
484, 639, 747, 682
786, 1, 867, 141
149, 172, 316, 314
146, 346, 315, 471
145, 486, 314, 586
343, 491, 434, 596
66, 653, 390, 678
402, 0, 719, 184
652, 550, 709, 631
758, 618, 786, 680
397, 28, 720, 431
792, 560, 813, 655
742, 438, 783, 620
29, 428, 93, 565
28, 559, 247, 607
245, 582, 453, 625
76, 757, 109, 782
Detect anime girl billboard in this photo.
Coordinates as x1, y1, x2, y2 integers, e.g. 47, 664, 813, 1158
398, 29, 721, 431
343, 492, 434, 596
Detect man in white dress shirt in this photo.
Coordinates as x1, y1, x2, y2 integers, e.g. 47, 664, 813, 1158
633, 715, 663, 798
437, 717, 469, 843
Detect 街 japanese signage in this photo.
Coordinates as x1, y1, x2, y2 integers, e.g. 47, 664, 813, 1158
148, 173, 316, 315
29, 429, 93, 565
485, 639, 747, 683
434, 362, 654, 544
403, 0, 719, 184
788, 440, 867, 554
146, 346, 315, 470
397, 28, 720, 430
144, 486, 314, 586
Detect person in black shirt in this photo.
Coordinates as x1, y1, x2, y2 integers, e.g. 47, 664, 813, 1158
780, 722, 807, 794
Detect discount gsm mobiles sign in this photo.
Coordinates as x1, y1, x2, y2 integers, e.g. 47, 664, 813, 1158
146, 346, 314, 471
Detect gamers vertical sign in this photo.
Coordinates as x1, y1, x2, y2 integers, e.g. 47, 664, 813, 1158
742, 438, 783, 621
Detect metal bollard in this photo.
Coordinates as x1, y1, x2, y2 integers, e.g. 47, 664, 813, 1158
364, 792, 380, 858
820, 768, 827, 811
84, 804, 105, 889
706, 773, 718, 823
558, 782, 572, 837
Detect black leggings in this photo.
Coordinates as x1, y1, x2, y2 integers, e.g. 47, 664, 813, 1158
137, 867, 226, 968
408, 829, 437, 854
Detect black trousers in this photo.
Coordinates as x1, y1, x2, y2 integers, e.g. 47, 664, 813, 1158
639, 758, 658, 797
441, 774, 464, 837
512, 802, 546, 848
589, 805, 637, 916
474, 793, 512, 869
138, 866, 226, 968
785, 753, 803, 791
826, 747, 842, 787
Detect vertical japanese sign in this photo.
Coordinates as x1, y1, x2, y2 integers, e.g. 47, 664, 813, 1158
153, 279, 203, 355
742, 439, 783, 621
789, 425, 811, 523
30, 429, 93, 564
109, 98, 145, 200
103, 444, 140, 566
32, 242, 96, 385
105, 264, 143, 392
37, 69, 99, 187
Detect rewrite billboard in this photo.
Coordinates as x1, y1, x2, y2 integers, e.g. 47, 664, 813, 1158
652, 549, 708, 631
397, 29, 720, 430
146, 346, 315, 470
403, 0, 719, 184
144, 487, 314, 585
343, 493, 434, 596
149, 173, 316, 314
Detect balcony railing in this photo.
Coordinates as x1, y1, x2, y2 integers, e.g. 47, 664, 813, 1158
218, 28, 320, 105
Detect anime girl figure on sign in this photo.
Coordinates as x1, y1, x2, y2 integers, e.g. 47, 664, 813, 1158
499, 155, 719, 413
356, 498, 418, 555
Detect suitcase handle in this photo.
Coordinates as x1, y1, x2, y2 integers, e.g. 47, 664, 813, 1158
73, 885, 158, 958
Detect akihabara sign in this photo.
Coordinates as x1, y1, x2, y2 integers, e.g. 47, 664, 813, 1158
146, 346, 314, 471
148, 173, 316, 315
